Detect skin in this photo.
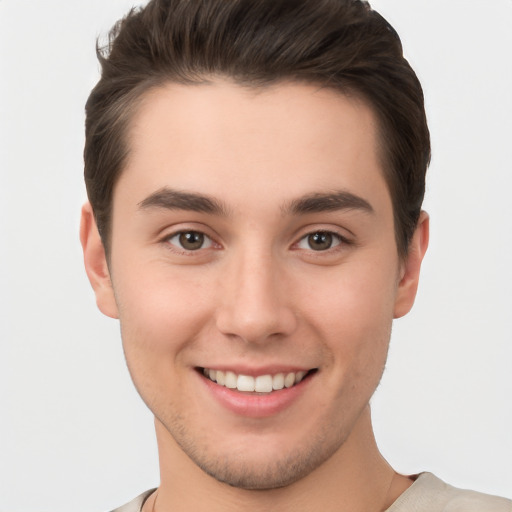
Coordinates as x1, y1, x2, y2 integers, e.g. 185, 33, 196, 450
81, 81, 428, 511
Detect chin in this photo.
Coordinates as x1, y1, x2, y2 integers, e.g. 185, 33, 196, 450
193, 452, 323, 490
170, 421, 348, 490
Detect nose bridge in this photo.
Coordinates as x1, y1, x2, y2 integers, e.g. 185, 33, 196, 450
215, 242, 297, 343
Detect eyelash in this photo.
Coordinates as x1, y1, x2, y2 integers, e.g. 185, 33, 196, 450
164, 230, 217, 254
295, 230, 350, 252
162, 228, 352, 255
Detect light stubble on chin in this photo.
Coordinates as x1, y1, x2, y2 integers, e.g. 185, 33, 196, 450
162, 413, 349, 490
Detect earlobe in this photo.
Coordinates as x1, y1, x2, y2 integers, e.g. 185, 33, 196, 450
80, 202, 119, 319
393, 211, 429, 319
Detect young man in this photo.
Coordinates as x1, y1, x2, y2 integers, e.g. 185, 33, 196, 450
80, 0, 511, 510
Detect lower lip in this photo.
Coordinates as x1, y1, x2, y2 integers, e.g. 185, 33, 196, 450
198, 372, 313, 418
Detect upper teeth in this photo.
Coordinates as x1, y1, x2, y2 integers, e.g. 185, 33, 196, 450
203, 368, 307, 393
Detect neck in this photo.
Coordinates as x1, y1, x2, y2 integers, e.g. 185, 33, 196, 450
146, 407, 411, 512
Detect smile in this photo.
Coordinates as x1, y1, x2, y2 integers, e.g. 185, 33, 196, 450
201, 368, 313, 393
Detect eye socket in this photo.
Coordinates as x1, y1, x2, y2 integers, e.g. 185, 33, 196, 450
297, 231, 343, 251
167, 231, 213, 251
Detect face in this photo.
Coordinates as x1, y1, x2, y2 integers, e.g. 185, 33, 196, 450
82, 81, 426, 490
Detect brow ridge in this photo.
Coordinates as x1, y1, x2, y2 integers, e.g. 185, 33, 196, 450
284, 191, 374, 215
138, 187, 229, 216
138, 187, 373, 218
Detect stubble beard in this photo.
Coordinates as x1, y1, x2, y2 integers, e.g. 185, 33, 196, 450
161, 411, 349, 491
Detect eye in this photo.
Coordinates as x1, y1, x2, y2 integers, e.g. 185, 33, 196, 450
297, 231, 343, 251
167, 230, 213, 251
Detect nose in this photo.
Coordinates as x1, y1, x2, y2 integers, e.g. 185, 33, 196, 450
215, 249, 298, 344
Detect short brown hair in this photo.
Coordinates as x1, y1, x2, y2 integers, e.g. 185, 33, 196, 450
84, 0, 430, 257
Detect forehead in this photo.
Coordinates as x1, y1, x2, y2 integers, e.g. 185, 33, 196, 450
115, 80, 391, 217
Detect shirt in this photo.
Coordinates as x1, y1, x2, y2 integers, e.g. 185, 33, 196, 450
110, 473, 512, 512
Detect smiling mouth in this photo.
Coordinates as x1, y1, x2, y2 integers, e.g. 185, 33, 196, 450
199, 368, 316, 393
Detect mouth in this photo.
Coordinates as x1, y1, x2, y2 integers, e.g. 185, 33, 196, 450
198, 367, 317, 394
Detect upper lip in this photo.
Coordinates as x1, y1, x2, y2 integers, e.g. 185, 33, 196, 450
197, 365, 316, 376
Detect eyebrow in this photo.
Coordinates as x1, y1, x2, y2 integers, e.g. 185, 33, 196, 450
138, 187, 373, 217
138, 187, 229, 216
284, 191, 374, 216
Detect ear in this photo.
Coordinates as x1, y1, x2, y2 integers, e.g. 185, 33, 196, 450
80, 202, 119, 319
393, 211, 429, 319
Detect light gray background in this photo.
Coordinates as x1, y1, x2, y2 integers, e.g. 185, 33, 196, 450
1, 0, 511, 510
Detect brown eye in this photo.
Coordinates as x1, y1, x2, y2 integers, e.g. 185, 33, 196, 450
308, 232, 333, 251
297, 231, 342, 251
168, 231, 212, 251
179, 231, 204, 250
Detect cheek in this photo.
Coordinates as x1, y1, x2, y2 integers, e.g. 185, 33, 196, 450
113, 265, 218, 414
296, 257, 398, 377
300, 257, 398, 333
113, 262, 216, 360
